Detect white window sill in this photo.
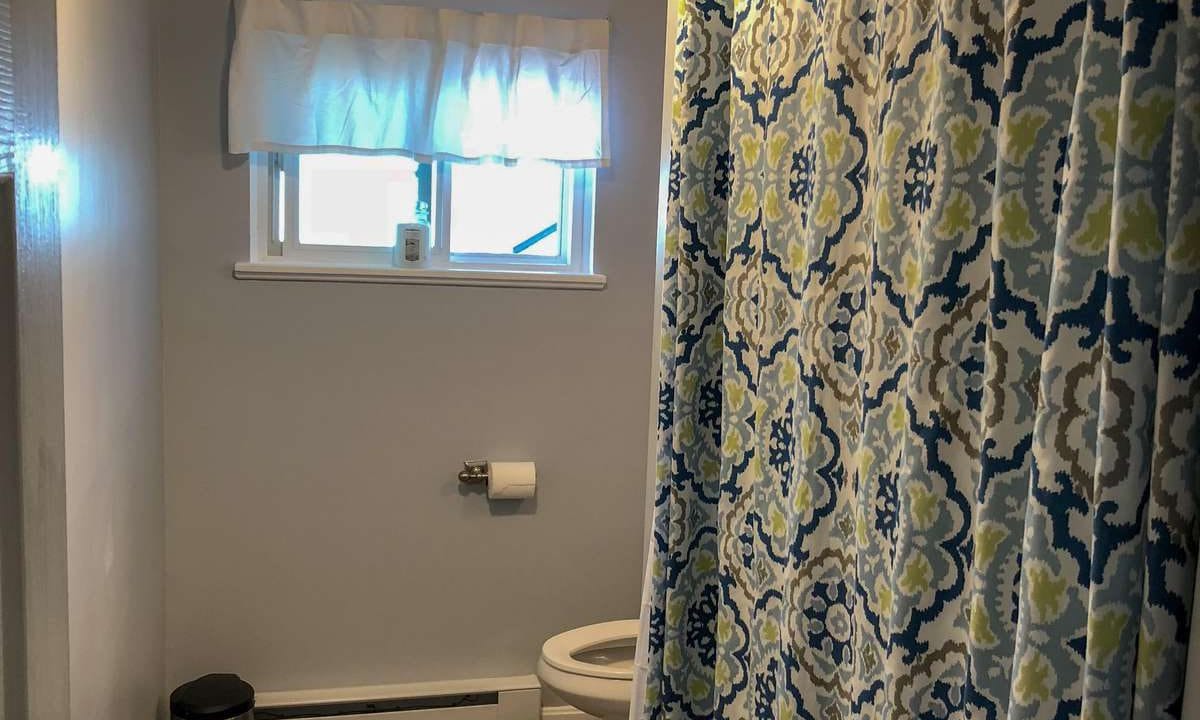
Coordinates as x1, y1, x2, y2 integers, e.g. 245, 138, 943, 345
233, 261, 607, 290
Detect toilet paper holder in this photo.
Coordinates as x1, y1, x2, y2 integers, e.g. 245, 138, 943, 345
458, 460, 490, 485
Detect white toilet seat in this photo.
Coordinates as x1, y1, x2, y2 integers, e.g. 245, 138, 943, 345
537, 619, 639, 719
540, 619, 639, 679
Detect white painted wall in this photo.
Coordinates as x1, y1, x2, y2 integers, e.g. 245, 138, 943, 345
156, 0, 666, 694
57, 0, 163, 716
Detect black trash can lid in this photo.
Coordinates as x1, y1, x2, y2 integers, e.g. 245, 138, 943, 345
170, 674, 254, 720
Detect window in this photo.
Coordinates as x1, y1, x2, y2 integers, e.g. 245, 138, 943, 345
230, 2, 608, 287
247, 152, 597, 282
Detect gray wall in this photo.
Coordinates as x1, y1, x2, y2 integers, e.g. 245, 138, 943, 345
156, 0, 666, 692
57, 0, 164, 716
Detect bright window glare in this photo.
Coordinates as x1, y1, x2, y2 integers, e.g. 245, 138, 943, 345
27, 142, 63, 186
298, 154, 422, 246
449, 163, 564, 258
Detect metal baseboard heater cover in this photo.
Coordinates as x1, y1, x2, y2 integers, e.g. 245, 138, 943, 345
253, 675, 541, 720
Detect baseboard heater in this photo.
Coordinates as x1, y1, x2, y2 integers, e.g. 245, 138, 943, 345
253, 675, 542, 720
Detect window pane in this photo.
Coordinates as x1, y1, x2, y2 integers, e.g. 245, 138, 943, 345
298, 154, 430, 247
449, 163, 564, 258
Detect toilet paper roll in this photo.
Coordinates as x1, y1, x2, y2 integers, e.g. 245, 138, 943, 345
487, 461, 537, 500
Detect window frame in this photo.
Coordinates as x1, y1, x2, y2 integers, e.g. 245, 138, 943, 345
248, 152, 596, 276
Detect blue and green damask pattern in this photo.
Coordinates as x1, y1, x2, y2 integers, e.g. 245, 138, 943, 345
640, 0, 1200, 718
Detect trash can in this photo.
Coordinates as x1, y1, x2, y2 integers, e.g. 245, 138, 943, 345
170, 673, 255, 720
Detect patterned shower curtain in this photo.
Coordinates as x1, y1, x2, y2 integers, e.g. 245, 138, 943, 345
637, 1, 1200, 718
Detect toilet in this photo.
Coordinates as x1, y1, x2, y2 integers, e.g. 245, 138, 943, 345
537, 619, 639, 719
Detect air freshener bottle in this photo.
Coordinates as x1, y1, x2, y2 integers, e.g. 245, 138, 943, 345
394, 223, 430, 267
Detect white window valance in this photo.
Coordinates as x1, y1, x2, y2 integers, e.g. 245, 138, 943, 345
228, 0, 610, 167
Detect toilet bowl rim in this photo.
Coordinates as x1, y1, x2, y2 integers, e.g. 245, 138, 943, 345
539, 619, 639, 681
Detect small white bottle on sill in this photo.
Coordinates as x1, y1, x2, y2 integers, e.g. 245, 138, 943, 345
394, 223, 430, 267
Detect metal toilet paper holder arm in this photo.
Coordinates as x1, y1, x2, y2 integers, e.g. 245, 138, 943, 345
458, 460, 489, 485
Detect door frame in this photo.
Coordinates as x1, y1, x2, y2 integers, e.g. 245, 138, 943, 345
5, 0, 68, 718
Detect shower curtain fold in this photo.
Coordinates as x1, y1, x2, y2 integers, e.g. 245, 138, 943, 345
636, 1, 1200, 719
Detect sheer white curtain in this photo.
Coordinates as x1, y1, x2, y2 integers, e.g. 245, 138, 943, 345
228, 0, 610, 167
